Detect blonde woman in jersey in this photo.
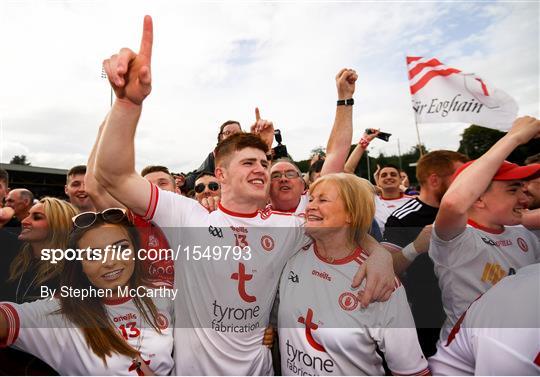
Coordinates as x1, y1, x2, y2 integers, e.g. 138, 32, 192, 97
0, 197, 77, 375
278, 173, 429, 375
0, 209, 174, 375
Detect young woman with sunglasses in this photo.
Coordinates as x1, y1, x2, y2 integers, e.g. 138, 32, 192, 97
0, 197, 77, 375
0, 209, 174, 375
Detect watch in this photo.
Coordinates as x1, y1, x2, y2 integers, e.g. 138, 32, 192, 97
336, 98, 354, 106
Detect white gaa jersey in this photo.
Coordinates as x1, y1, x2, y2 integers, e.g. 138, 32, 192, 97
278, 244, 429, 376
429, 263, 540, 376
0, 294, 174, 375
144, 184, 310, 375
429, 221, 540, 343
374, 194, 413, 234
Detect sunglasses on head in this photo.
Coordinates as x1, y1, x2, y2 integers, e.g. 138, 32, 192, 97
195, 182, 220, 193
72, 208, 127, 229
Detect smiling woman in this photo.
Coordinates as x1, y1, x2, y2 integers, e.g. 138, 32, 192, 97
0, 211, 174, 375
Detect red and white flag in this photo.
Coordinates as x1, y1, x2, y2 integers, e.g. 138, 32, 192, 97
407, 56, 518, 131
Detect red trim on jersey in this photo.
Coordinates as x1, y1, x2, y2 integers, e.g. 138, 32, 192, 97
143, 182, 155, 218
218, 202, 259, 218
102, 295, 132, 305
534, 351, 540, 367
148, 185, 160, 221
0, 303, 20, 348
314, 244, 364, 265
467, 219, 504, 235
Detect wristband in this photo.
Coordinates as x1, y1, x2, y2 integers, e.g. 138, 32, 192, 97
337, 98, 354, 106
359, 137, 370, 149
401, 242, 419, 262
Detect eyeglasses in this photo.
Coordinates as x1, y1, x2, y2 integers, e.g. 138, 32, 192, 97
195, 182, 220, 193
72, 208, 127, 229
271, 170, 301, 180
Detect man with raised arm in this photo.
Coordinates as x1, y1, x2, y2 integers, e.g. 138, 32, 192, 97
430, 116, 540, 346
96, 16, 394, 375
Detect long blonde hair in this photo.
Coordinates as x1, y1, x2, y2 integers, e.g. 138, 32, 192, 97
8, 197, 78, 285
309, 173, 376, 246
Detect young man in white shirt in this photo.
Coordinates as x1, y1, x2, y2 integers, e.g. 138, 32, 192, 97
95, 16, 394, 375
431, 116, 540, 345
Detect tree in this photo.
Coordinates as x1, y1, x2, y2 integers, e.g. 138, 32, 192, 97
10, 154, 31, 166
457, 124, 540, 164
458, 125, 505, 160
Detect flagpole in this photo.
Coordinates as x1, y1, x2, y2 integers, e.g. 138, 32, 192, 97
413, 117, 424, 157
405, 55, 424, 157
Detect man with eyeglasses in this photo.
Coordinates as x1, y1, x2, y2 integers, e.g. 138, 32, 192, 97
268, 160, 307, 215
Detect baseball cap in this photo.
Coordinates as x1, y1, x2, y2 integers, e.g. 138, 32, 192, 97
452, 160, 540, 181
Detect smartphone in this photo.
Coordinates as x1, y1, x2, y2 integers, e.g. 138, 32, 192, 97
365, 129, 392, 142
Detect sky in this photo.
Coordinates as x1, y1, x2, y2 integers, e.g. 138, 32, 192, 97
0, 0, 538, 173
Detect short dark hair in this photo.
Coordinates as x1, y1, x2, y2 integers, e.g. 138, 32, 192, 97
0, 168, 8, 186
141, 165, 172, 178
380, 164, 400, 173
196, 171, 216, 181
218, 120, 241, 143
525, 153, 540, 165
67, 165, 87, 181
309, 159, 324, 175
214, 133, 269, 168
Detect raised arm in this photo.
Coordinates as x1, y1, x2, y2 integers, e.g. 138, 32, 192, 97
344, 129, 380, 174
94, 16, 154, 215
436, 116, 540, 240
320, 68, 357, 176
85, 116, 125, 211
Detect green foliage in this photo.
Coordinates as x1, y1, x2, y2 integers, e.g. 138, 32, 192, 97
10, 154, 31, 166
458, 125, 540, 164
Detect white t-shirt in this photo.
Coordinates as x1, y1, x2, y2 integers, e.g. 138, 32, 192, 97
374, 194, 414, 234
429, 263, 540, 375
278, 244, 429, 376
0, 294, 174, 375
144, 185, 310, 375
429, 221, 540, 343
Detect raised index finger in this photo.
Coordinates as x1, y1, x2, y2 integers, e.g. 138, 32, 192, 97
139, 15, 153, 62
255, 107, 261, 122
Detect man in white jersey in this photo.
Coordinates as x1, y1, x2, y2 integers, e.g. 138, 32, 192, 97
96, 16, 394, 375
429, 263, 540, 375
374, 164, 414, 234
431, 116, 540, 345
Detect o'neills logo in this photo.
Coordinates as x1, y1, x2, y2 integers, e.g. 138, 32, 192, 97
312, 269, 331, 282
113, 313, 137, 322
231, 262, 256, 303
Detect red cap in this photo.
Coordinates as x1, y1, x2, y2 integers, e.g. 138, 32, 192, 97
452, 160, 540, 181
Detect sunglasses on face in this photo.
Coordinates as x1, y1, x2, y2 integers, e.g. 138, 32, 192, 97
72, 208, 127, 229
195, 182, 220, 193
271, 170, 301, 180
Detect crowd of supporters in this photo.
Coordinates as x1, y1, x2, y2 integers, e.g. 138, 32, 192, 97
0, 15, 539, 376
